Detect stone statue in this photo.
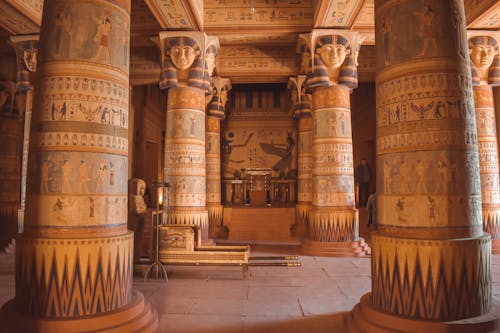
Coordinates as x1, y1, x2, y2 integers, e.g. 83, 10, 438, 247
128, 178, 147, 263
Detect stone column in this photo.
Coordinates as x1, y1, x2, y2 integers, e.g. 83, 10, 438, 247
0, 1, 157, 332
299, 30, 369, 256
159, 32, 219, 241
10, 35, 39, 233
469, 34, 500, 254
206, 77, 231, 238
288, 76, 312, 238
348, 1, 492, 331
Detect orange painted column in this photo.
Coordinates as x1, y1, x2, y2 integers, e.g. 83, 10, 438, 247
469, 35, 500, 254
299, 31, 369, 256
289, 76, 312, 237
159, 32, 218, 241
348, 1, 492, 331
206, 77, 231, 238
1, 1, 157, 332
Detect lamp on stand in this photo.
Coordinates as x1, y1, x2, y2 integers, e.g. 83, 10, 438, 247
144, 180, 169, 282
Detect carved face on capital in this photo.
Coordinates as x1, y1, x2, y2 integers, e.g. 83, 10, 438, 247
318, 43, 349, 69
469, 36, 498, 74
470, 44, 496, 71
169, 43, 199, 70
206, 52, 216, 76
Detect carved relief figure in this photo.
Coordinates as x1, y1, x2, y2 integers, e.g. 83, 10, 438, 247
381, 13, 393, 64
93, 10, 112, 63
61, 160, 72, 193
79, 160, 89, 193
96, 163, 107, 193
416, 160, 427, 192
469, 36, 499, 84
54, 4, 71, 58
416, 4, 438, 57
41, 159, 51, 193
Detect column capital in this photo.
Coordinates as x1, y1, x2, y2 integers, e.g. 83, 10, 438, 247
158, 31, 219, 92
9, 34, 39, 91
287, 75, 311, 119
297, 29, 364, 91
207, 76, 231, 120
467, 32, 500, 86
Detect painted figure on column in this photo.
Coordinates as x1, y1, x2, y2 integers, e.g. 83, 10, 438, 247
93, 10, 112, 63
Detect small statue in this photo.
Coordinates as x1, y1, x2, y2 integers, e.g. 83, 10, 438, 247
129, 178, 147, 263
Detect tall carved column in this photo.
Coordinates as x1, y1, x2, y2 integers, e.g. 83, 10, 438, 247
469, 34, 500, 254
288, 76, 312, 238
299, 30, 369, 256
348, 1, 493, 331
159, 32, 219, 241
206, 77, 231, 238
0, 1, 157, 332
10, 35, 39, 234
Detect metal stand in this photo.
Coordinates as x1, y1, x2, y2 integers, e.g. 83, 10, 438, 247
144, 181, 169, 282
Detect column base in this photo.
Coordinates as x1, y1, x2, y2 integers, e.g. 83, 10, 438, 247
301, 238, 370, 257
207, 204, 226, 238
293, 203, 311, 238
345, 293, 500, 333
0, 290, 158, 333
169, 208, 209, 240
493, 238, 500, 254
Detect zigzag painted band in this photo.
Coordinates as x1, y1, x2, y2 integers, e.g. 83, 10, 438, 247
15, 232, 133, 318
371, 233, 491, 321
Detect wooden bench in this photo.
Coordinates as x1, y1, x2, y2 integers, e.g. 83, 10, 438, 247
157, 224, 300, 278
158, 224, 251, 276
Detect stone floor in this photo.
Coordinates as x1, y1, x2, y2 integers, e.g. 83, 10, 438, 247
0, 246, 499, 333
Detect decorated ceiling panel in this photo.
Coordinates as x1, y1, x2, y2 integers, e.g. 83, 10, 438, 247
144, 0, 200, 30
0, 0, 40, 34
314, 0, 364, 28
204, 0, 314, 29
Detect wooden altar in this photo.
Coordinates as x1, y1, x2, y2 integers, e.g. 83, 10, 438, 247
221, 168, 297, 242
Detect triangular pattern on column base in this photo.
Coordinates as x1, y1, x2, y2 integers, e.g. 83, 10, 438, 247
301, 238, 370, 257
0, 290, 157, 333
493, 239, 500, 255
345, 293, 500, 333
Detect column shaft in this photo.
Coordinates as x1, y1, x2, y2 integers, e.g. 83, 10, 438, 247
475, 84, 500, 250
310, 85, 358, 242
16, 0, 139, 321
206, 115, 223, 237
165, 87, 209, 239
296, 116, 312, 229
370, 0, 490, 322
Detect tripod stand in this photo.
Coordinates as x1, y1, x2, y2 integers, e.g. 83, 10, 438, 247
144, 181, 169, 282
